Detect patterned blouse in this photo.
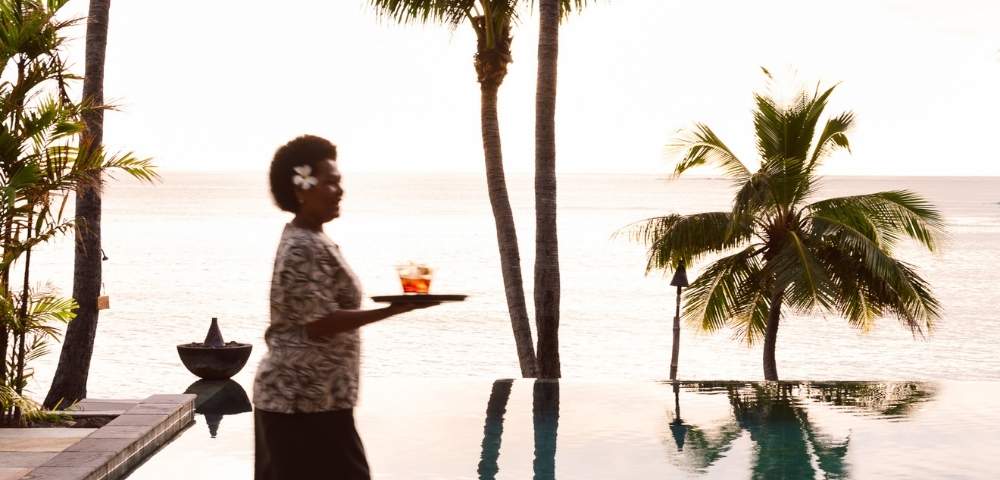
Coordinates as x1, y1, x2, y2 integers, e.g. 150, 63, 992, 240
253, 224, 363, 413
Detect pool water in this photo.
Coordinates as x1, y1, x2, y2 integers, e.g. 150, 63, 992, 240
125, 379, 1000, 479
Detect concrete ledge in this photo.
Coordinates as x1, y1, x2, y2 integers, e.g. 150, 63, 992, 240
24, 394, 195, 480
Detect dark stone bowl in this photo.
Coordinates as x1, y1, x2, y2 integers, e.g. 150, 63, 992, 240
176, 342, 253, 380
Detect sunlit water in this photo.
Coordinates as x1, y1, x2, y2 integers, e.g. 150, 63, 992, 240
124, 380, 1000, 479
20, 173, 1000, 401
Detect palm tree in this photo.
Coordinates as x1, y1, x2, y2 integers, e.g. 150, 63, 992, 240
45, 0, 114, 409
625, 71, 944, 380
368, 1, 586, 378
1, 0, 155, 421
533, 0, 561, 378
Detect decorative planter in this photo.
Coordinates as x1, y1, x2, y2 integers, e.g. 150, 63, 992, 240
177, 318, 252, 380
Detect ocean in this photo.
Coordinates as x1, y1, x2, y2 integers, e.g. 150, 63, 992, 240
23, 173, 1000, 399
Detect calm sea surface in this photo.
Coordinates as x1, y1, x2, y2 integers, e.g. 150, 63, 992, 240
23, 173, 1000, 399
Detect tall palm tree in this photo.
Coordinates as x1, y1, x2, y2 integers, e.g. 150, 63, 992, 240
534, 0, 560, 378
1, 0, 154, 419
625, 71, 944, 380
44, 0, 113, 408
368, 1, 586, 378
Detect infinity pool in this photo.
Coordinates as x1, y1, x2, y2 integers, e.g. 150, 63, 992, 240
125, 379, 1000, 479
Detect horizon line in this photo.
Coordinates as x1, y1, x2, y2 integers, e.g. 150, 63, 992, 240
142, 168, 1000, 179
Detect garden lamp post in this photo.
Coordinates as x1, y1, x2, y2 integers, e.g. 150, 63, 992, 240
669, 260, 689, 380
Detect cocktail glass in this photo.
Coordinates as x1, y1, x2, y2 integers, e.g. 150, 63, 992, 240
396, 263, 433, 294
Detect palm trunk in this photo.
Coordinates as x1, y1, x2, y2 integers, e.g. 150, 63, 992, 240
0, 59, 26, 402
480, 82, 537, 378
44, 0, 111, 409
0, 194, 12, 425
534, 0, 561, 379
11, 333, 25, 421
13, 210, 33, 402
763, 288, 784, 381
0, 217, 12, 386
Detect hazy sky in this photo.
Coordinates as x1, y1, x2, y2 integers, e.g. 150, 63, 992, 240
57, 0, 1000, 175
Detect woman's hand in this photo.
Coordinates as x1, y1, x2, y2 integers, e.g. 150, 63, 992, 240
306, 302, 442, 339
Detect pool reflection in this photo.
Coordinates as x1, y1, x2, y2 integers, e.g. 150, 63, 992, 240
127, 379, 996, 479
665, 382, 935, 478
183, 379, 253, 438
478, 379, 561, 480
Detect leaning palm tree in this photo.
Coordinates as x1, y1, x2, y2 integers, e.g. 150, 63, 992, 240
45, 0, 114, 409
624, 71, 944, 380
1, 0, 155, 420
368, 0, 586, 378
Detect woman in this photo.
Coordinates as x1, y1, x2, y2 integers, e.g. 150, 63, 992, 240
253, 135, 435, 479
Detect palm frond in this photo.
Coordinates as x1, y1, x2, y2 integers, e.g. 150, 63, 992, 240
616, 212, 750, 272
752, 92, 784, 162
729, 276, 770, 346
809, 213, 898, 282
807, 191, 945, 252
97, 150, 159, 184
814, 238, 940, 335
669, 123, 750, 181
784, 83, 837, 163
729, 169, 776, 222
764, 231, 836, 312
808, 111, 854, 172
752, 78, 844, 207
0, 384, 41, 423
0, 218, 74, 272
683, 247, 761, 332
24, 334, 53, 364
24, 293, 76, 330
368, 0, 473, 27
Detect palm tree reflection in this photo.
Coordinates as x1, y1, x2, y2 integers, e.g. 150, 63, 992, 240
477, 379, 561, 480
477, 379, 513, 480
532, 380, 559, 480
666, 382, 934, 478
667, 383, 743, 471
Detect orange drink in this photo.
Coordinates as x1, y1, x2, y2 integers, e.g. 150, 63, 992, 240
396, 263, 433, 294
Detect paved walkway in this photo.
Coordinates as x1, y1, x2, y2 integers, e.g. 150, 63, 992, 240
0, 397, 192, 480
0, 428, 96, 479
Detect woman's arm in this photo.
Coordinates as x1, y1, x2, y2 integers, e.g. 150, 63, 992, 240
305, 303, 436, 339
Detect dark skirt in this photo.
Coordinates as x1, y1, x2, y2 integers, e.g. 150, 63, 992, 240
255, 408, 371, 480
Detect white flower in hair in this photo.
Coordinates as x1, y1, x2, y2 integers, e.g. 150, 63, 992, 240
292, 165, 318, 190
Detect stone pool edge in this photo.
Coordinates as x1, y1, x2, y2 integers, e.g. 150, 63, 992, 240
24, 394, 195, 480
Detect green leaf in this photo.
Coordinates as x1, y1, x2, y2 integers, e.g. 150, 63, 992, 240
616, 212, 751, 273
669, 123, 750, 181
683, 247, 762, 332
807, 191, 945, 252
